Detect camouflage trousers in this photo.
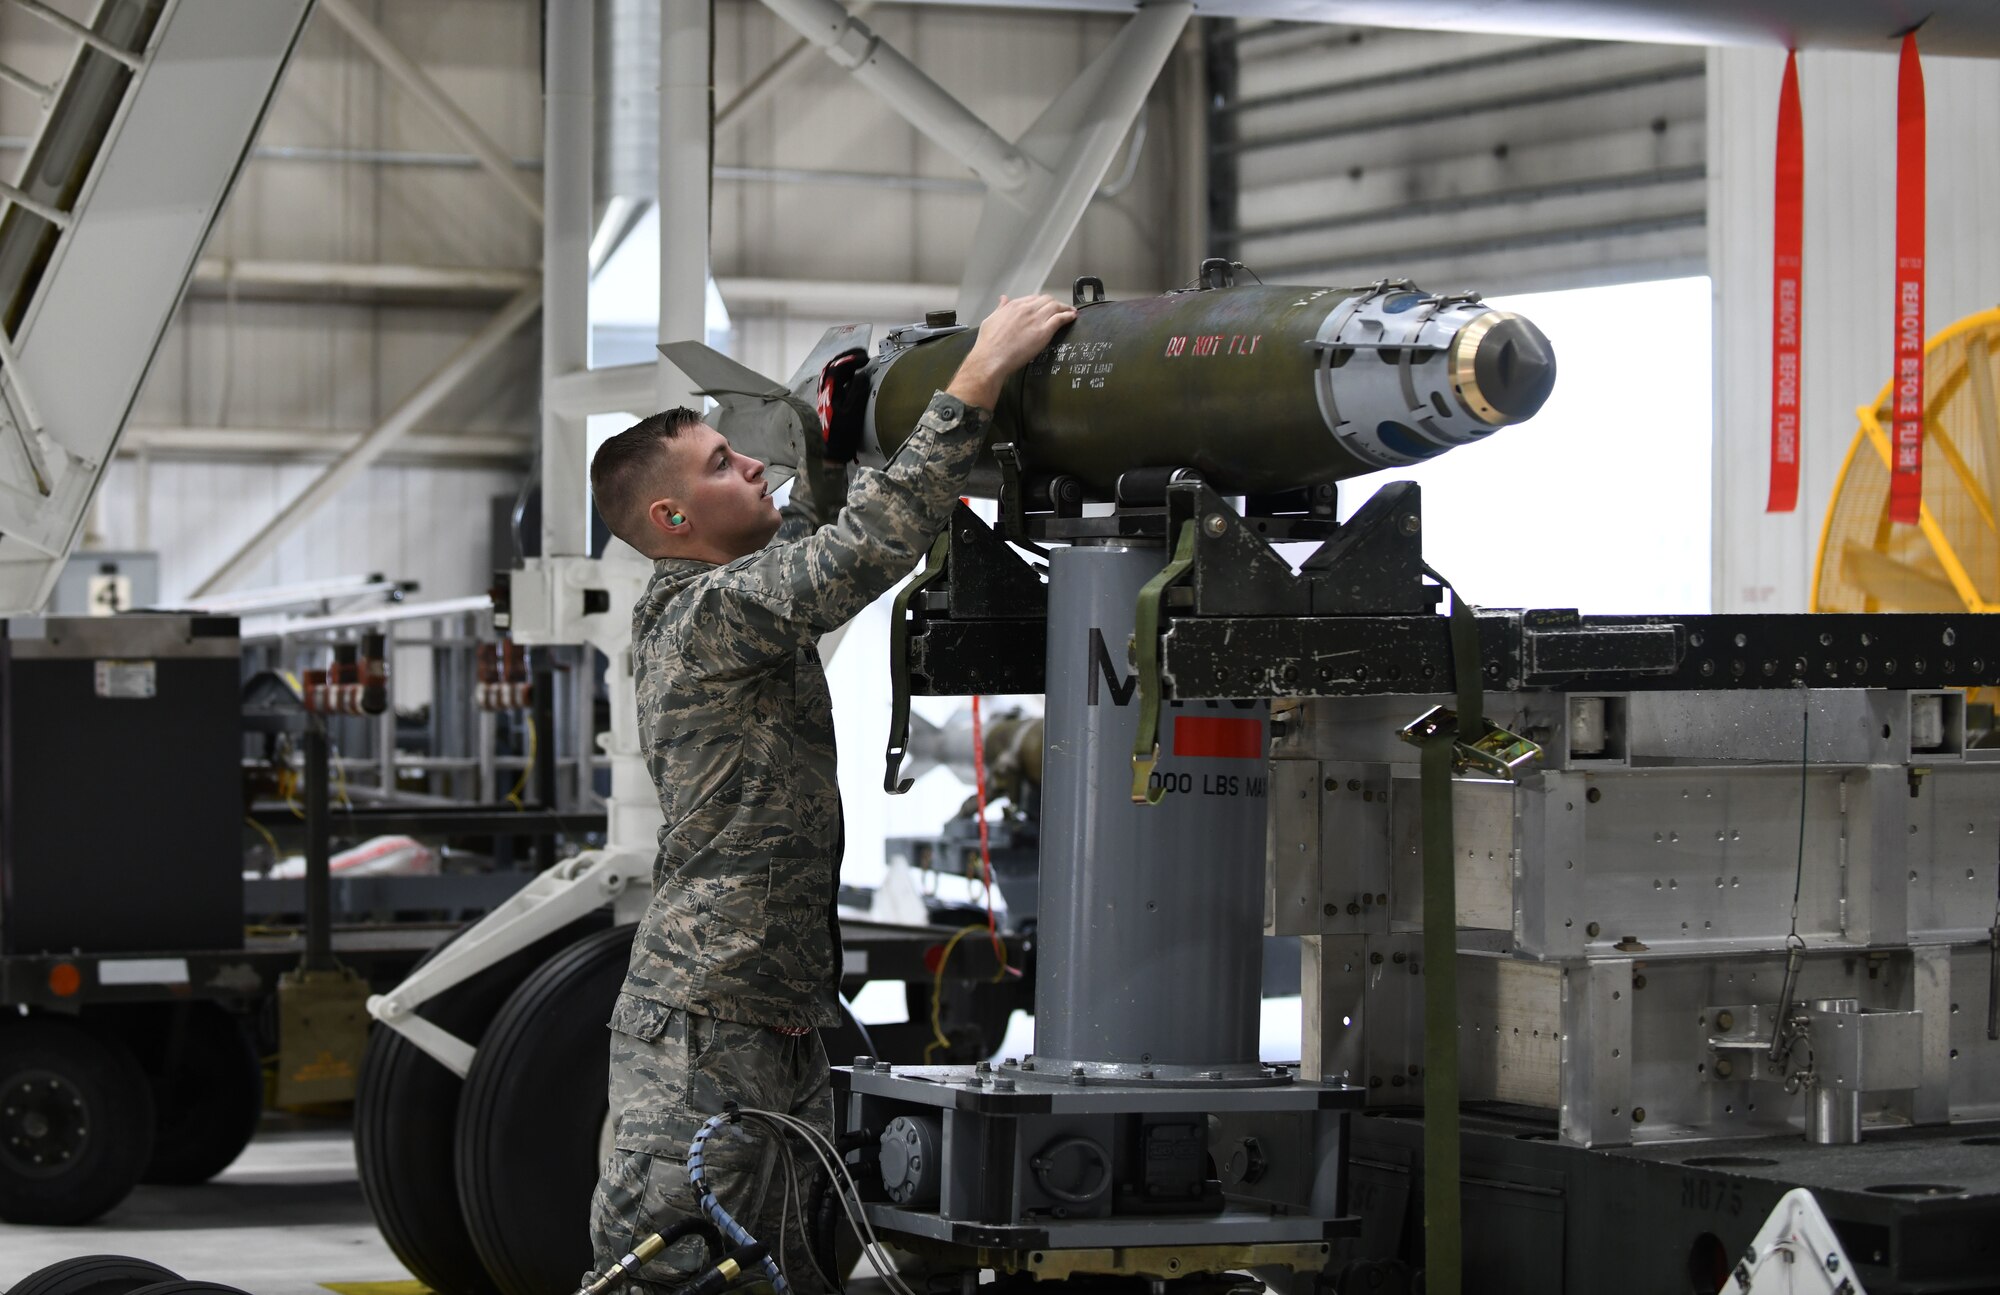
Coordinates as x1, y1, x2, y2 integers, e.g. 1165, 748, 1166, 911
589, 993, 835, 1295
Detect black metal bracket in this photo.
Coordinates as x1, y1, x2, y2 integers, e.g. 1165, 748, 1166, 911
1155, 605, 2000, 699
1159, 478, 1432, 617
990, 442, 1050, 555
302, 720, 334, 973
885, 498, 1056, 789
898, 503, 1049, 698
900, 485, 2000, 703
939, 502, 1048, 618
1141, 490, 2000, 698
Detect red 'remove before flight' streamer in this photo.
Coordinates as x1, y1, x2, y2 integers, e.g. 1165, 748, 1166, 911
1767, 51, 1803, 513
1889, 32, 1927, 525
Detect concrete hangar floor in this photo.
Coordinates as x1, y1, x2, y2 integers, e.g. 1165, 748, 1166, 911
0, 1116, 411, 1295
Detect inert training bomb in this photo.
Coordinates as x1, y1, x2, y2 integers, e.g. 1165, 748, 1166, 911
659, 275, 1556, 501
857, 279, 1556, 497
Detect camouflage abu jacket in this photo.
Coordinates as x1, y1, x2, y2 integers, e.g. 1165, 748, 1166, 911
620, 391, 992, 1029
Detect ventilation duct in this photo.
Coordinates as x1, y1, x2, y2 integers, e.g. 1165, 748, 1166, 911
591, 0, 658, 275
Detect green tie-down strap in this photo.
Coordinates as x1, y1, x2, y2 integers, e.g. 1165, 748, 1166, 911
1431, 562, 1482, 738
884, 529, 954, 794
1397, 567, 1541, 1295
1399, 565, 1540, 780
1130, 519, 1199, 805
1415, 729, 1463, 1295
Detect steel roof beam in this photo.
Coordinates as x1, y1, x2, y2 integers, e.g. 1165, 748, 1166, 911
317, 0, 543, 223
190, 287, 542, 597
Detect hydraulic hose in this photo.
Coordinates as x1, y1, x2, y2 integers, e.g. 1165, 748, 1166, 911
684, 1243, 771, 1295
689, 1110, 792, 1295
574, 1209, 727, 1294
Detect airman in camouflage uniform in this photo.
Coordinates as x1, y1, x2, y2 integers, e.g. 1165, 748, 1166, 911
584, 295, 1077, 1294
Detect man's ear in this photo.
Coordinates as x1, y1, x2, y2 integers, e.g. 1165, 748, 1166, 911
648, 498, 690, 537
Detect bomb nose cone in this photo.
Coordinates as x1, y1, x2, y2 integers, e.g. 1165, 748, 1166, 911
1452, 311, 1556, 424
1476, 316, 1557, 418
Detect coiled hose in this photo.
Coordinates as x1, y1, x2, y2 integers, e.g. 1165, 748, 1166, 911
689, 1111, 791, 1295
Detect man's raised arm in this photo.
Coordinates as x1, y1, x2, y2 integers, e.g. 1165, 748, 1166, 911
682, 294, 1076, 675
773, 449, 850, 544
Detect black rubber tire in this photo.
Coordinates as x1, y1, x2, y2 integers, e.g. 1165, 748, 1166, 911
134, 1002, 263, 1185
456, 926, 873, 1295
353, 915, 605, 1295
122, 1284, 255, 1295
3, 1255, 183, 1295
456, 924, 638, 1295
0, 1017, 156, 1225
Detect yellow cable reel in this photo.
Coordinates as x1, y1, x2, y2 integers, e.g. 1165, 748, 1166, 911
1813, 307, 2000, 615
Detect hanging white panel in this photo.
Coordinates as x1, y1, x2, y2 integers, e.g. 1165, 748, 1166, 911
92, 458, 523, 607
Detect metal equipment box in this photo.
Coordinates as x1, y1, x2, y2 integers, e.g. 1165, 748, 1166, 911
0, 614, 243, 955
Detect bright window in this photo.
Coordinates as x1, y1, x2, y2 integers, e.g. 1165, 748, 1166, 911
1337, 275, 1714, 614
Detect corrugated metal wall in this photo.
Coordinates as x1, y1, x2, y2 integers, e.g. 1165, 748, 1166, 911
1218, 22, 1707, 294
1708, 48, 2000, 612
91, 460, 521, 604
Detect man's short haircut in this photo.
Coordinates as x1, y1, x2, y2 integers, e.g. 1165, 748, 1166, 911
590, 407, 702, 549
